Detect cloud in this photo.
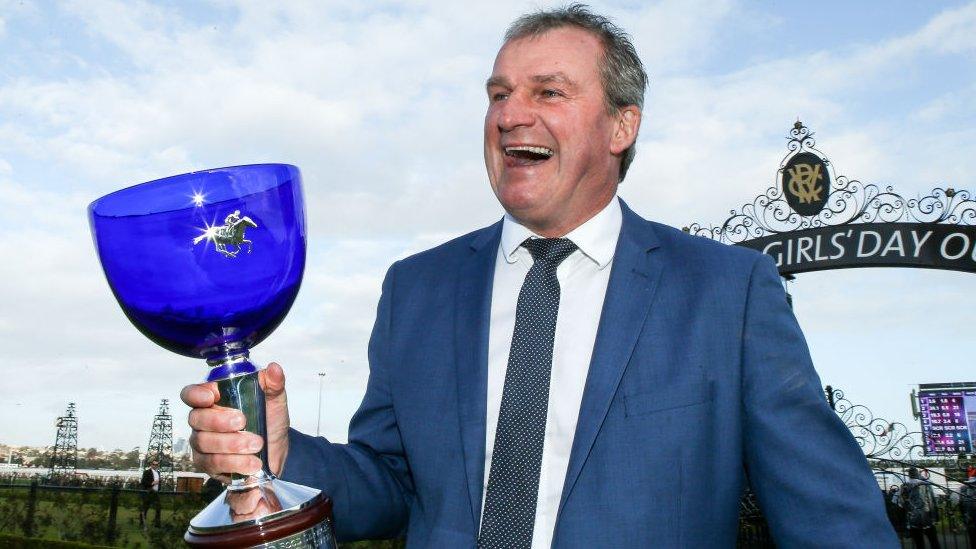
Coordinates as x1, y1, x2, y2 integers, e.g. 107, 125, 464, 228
622, 1, 976, 230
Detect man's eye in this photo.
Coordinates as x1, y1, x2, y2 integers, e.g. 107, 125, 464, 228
542, 89, 563, 98
491, 93, 509, 102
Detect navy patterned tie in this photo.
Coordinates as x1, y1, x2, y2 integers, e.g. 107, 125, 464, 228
479, 237, 578, 549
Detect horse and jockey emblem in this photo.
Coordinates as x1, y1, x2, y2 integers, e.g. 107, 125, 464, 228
193, 210, 258, 258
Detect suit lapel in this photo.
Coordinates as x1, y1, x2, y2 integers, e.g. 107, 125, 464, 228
557, 201, 664, 516
455, 221, 501, 531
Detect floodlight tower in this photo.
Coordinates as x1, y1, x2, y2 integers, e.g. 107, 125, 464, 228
49, 402, 79, 478
145, 399, 174, 490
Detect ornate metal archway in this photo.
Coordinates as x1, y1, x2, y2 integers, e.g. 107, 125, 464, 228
683, 121, 976, 461
716, 123, 976, 546
684, 121, 976, 276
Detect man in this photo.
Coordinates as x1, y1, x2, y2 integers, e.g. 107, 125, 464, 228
140, 458, 162, 528
897, 467, 941, 548
201, 474, 224, 502
961, 468, 976, 549
886, 485, 907, 539
182, 5, 897, 547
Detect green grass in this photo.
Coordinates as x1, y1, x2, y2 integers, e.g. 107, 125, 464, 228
0, 533, 113, 548
0, 487, 404, 548
0, 488, 201, 548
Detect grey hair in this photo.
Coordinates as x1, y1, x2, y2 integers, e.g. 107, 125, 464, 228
504, 4, 647, 182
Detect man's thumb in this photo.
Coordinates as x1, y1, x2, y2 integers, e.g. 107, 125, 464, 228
260, 362, 287, 398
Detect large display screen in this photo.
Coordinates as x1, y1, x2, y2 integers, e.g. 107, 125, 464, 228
918, 386, 976, 455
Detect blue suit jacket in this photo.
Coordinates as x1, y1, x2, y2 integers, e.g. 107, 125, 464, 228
282, 201, 897, 547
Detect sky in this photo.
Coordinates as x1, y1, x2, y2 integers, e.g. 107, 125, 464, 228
1, 0, 974, 453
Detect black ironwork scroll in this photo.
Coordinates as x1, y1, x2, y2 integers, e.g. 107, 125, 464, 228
683, 122, 976, 275
825, 385, 924, 461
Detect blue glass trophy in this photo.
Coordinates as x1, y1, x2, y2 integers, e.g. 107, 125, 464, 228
88, 164, 336, 548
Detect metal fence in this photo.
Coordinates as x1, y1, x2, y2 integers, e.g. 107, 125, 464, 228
1, 480, 779, 548
1, 475, 971, 547
0, 481, 207, 548
735, 479, 976, 549
888, 491, 975, 548
0, 477, 407, 548
876, 465, 976, 549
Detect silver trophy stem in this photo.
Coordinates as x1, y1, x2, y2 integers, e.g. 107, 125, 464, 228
186, 354, 336, 548
213, 364, 275, 487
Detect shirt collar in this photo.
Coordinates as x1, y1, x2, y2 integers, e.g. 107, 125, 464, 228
499, 196, 621, 270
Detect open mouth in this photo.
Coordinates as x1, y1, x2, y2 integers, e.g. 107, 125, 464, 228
504, 145, 554, 166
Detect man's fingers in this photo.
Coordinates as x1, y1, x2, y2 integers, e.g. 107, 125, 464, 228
259, 362, 286, 398
188, 407, 247, 433
192, 452, 263, 478
180, 382, 220, 408
225, 489, 266, 516
190, 431, 264, 455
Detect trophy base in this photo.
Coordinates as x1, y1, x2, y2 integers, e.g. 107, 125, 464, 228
185, 478, 336, 548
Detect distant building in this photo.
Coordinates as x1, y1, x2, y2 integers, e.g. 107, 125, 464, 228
173, 437, 189, 456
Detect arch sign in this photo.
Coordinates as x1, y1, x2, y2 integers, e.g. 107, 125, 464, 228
685, 121, 976, 276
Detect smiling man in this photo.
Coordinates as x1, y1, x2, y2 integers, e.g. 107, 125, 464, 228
483, 25, 638, 238
183, 5, 897, 547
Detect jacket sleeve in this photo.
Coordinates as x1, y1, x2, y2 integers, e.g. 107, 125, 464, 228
740, 254, 898, 547
280, 263, 412, 541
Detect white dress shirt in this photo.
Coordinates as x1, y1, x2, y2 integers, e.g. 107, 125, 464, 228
481, 197, 622, 548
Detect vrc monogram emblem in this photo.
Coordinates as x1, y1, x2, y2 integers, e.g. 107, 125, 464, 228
193, 210, 258, 258
786, 163, 824, 204
782, 151, 830, 216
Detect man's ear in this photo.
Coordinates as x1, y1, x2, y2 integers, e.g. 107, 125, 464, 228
610, 105, 641, 155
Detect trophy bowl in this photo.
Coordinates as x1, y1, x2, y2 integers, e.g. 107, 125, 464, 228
88, 164, 336, 548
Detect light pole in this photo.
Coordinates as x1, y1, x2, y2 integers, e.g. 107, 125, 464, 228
316, 372, 327, 436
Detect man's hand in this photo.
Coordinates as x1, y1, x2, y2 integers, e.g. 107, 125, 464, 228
181, 362, 291, 483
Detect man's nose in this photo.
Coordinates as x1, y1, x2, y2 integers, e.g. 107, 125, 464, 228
496, 93, 534, 132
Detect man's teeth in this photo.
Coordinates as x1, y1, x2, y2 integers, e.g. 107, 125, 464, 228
504, 146, 554, 158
